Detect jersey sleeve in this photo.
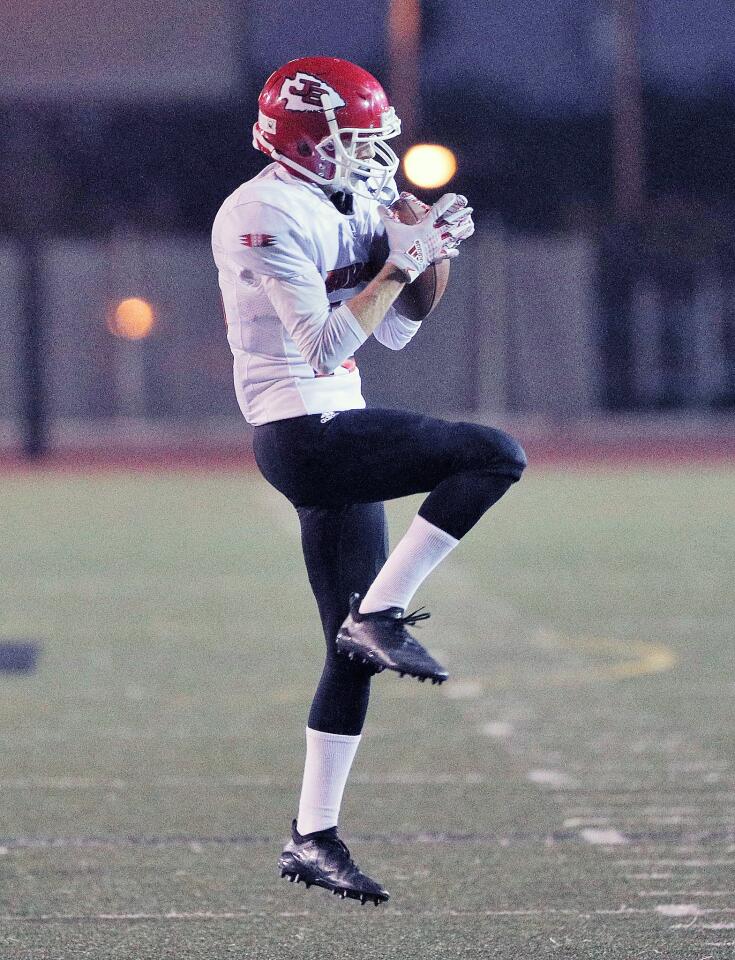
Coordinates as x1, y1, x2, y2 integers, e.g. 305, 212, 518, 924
215, 201, 368, 375
373, 306, 422, 350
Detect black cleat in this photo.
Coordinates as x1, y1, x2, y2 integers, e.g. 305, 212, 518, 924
278, 820, 389, 905
336, 593, 449, 684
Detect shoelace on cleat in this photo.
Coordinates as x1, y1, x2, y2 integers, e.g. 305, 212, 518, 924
393, 607, 431, 629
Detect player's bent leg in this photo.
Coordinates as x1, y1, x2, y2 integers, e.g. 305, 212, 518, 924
417, 424, 527, 540
352, 424, 519, 622
295, 412, 527, 684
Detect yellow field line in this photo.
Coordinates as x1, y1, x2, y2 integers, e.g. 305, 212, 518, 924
542, 630, 680, 679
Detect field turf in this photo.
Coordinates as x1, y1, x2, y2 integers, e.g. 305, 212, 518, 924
0, 463, 733, 958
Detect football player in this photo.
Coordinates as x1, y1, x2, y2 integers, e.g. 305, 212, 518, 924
212, 56, 526, 905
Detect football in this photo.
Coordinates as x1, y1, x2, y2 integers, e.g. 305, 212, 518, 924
370, 195, 451, 322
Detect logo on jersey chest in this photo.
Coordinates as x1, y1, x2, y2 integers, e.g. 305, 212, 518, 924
278, 72, 346, 113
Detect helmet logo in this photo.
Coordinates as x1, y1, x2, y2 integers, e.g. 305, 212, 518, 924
278, 72, 346, 112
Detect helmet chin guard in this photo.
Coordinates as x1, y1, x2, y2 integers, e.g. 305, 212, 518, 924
252, 57, 401, 203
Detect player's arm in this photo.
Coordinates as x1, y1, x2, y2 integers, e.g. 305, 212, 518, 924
219, 202, 368, 375
347, 263, 408, 337
218, 200, 418, 372
262, 272, 368, 374
356, 192, 474, 344
218, 196, 472, 373
373, 306, 422, 351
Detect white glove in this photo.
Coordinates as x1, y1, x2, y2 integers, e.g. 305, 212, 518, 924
377, 193, 475, 283
395, 191, 431, 216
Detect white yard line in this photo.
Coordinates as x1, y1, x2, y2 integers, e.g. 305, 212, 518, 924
614, 859, 735, 867
527, 769, 579, 788
3, 905, 735, 923
639, 891, 735, 898
0, 773, 491, 789
580, 828, 629, 845
480, 721, 515, 738
625, 873, 676, 880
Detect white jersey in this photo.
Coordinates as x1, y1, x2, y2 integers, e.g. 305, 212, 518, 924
211, 163, 421, 425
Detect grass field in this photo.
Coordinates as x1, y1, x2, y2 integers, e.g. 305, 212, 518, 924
0, 462, 733, 959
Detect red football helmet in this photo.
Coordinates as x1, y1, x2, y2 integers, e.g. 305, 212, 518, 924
253, 56, 401, 200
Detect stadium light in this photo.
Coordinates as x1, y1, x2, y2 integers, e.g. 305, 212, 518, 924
402, 144, 457, 190
108, 298, 156, 340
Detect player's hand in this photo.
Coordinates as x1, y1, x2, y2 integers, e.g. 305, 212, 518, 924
377, 193, 475, 283
435, 194, 474, 248
396, 191, 474, 247
396, 191, 431, 216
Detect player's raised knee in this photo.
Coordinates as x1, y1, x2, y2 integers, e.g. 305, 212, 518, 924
506, 434, 528, 478
487, 428, 527, 479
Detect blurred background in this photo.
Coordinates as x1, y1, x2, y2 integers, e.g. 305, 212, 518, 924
1, 7, 734, 955
1, 0, 734, 458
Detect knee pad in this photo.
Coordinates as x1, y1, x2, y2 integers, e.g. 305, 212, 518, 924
478, 427, 527, 480
501, 433, 528, 479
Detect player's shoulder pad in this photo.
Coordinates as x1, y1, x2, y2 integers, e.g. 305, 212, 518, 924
228, 199, 299, 248
213, 193, 315, 280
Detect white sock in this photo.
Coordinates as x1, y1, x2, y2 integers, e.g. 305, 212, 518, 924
359, 515, 459, 614
296, 727, 361, 836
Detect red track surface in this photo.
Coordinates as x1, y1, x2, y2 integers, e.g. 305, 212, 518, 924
1, 438, 733, 473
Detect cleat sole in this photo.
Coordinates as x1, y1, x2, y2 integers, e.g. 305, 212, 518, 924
280, 868, 388, 905
279, 852, 389, 905
336, 636, 447, 684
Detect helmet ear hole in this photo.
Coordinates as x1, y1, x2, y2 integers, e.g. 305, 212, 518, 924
297, 141, 312, 157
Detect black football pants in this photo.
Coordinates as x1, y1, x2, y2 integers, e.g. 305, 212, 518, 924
252, 407, 526, 735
